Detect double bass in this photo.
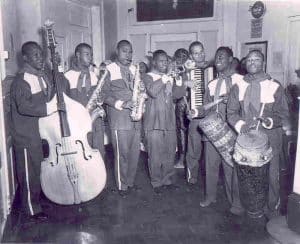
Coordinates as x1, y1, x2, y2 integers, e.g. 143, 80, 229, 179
39, 20, 106, 205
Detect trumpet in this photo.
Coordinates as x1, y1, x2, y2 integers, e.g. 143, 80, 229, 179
167, 61, 186, 77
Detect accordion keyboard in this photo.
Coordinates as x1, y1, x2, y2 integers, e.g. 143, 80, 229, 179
190, 68, 205, 110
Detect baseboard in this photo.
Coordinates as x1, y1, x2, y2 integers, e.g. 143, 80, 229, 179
287, 192, 300, 234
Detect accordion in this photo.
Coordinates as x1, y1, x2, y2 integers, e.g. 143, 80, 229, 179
188, 66, 214, 110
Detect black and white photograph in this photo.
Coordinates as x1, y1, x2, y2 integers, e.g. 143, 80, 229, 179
0, 0, 299, 243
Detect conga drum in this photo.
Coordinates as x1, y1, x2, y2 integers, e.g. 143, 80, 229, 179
233, 130, 273, 218
198, 113, 236, 167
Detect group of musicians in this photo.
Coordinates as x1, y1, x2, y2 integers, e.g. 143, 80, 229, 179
10, 37, 289, 222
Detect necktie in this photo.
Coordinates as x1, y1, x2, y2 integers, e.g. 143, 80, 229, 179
77, 70, 91, 92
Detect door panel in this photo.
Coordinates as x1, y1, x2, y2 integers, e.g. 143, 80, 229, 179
150, 33, 197, 57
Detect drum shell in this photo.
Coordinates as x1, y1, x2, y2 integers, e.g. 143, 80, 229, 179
233, 131, 273, 218
235, 162, 269, 218
198, 113, 236, 167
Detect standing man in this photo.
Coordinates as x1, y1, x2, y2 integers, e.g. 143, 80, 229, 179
227, 50, 289, 218
196, 47, 244, 215
64, 43, 106, 158
102, 40, 141, 196
173, 48, 189, 169
143, 50, 186, 193
10, 41, 66, 221
185, 41, 213, 184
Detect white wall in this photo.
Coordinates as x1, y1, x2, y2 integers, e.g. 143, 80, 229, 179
235, 0, 299, 85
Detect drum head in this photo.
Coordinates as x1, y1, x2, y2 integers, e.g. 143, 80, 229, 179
236, 130, 268, 149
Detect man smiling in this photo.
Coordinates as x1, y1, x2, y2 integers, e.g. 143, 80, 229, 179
227, 50, 290, 218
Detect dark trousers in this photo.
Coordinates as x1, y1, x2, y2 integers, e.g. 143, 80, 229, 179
92, 118, 105, 158
145, 130, 176, 188
110, 129, 141, 191
14, 145, 43, 216
266, 128, 282, 212
204, 142, 242, 210
186, 120, 203, 183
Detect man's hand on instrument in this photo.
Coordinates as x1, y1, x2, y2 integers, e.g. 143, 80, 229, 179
187, 109, 196, 121
240, 120, 257, 133
122, 100, 135, 110
57, 102, 66, 112
219, 95, 228, 104
186, 106, 205, 120
256, 116, 273, 129
184, 80, 194, 89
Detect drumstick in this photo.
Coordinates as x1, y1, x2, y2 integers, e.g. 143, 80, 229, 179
256, 103, 265, 131
203, 98, 224, 111
188, 98, 224, 118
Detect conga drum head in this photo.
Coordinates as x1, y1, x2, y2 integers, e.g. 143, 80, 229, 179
233, 130, 273, 167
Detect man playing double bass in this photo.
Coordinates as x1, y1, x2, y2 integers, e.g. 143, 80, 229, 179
227, 50, 290, 218
10, 42, 68, 221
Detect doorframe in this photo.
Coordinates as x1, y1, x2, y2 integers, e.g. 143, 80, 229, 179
0, 1, 12, 239
284, 15, 300, 86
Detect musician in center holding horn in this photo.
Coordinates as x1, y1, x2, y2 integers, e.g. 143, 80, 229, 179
102, 40, 141, 196
227, 50, 290, 218
190, 47, 244, 215
143, 50, 186, 193
64, 43, 106, 158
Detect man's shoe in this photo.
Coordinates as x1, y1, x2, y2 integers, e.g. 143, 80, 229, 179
174, 161, 185, 169
200, 198, 216, 207
153, 186, 164, 195
128, 185, 141, 192
229, 206, 245, 216
187, 178, 197, 185
118, 190, 128, 197
30, 212, 48, 221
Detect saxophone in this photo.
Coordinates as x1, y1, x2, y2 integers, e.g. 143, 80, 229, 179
130, 64, 147, 121
86, 68, 108, 122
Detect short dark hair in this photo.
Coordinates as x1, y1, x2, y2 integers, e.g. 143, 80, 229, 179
216, 46, 233, 57
189, 41, 204, 53
247, 50, 265, 61
75, 43, 92, 55
21, 41, 41, 56
116, 40, 132, 50
174, 48, 189, 58
152, 50, 167, 60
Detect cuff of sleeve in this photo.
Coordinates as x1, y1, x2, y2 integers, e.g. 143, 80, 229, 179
235, 120, 246, 134
175, 77, 182, 86
192, 109, 198, 118
161, 75, 169, 84
262, 117, 273, 129
115, 100, 124, 110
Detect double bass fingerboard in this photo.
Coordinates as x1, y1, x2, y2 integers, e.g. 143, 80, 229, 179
190, 68, 205, 110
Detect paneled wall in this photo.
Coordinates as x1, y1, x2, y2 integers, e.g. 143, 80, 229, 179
116, 0, 223, 64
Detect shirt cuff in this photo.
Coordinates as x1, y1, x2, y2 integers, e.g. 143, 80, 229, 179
175, 77, 182, 86
115, 100, 124, 110
192, 109, 198, 118
262, 117, 273, 129
161, 74, 169, 84
235, 120, 246, 134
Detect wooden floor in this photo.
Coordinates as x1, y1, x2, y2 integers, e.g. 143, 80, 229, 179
2, 145, 292, 244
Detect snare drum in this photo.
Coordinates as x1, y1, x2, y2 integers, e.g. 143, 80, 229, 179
233, 130, 273, 218
198, 113, 236, 167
